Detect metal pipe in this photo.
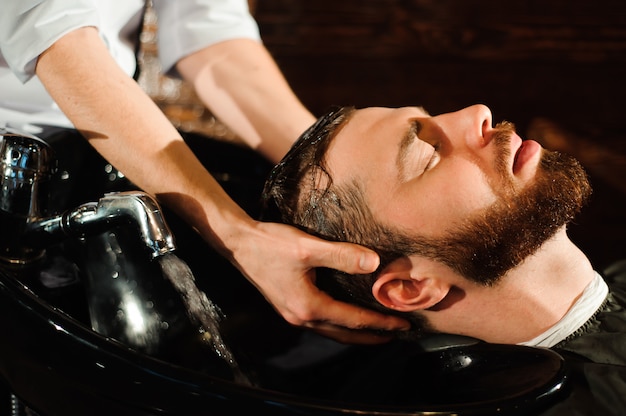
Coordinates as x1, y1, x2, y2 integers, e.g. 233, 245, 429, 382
24, 192, 176, 260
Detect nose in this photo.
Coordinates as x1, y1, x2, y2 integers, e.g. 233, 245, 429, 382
433, 104, 493, 150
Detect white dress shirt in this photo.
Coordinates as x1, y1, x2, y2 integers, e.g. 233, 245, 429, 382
0, 0, 260, 128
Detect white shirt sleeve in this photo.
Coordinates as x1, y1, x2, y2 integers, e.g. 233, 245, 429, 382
0, 0, 100, 83
152, 0, 262, 76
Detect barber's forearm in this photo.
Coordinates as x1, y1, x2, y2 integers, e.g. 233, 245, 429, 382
177, 39, 315, 164
35, 27, 255, 254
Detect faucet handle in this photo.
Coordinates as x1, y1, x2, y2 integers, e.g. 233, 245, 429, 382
0, 127, 57, 217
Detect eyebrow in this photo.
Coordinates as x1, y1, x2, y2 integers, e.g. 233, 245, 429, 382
396, 120, 422, 180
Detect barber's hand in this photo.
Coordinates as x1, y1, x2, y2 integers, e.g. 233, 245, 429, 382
231, 221, 411, 344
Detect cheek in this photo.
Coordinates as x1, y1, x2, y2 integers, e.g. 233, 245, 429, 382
442, 171, 498, 215
381, 164, 499, 236
438, 163, 499, 220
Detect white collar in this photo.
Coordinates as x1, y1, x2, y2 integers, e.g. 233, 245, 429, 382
518, 271, 608, 348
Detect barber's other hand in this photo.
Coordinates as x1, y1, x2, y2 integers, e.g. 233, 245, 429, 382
231, 221, 411, 344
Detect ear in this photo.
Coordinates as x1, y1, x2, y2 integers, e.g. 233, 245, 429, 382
372, 257, 451, 312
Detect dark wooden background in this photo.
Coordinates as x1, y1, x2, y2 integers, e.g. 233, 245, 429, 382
255, 1, 625, 130
249, 0, 626, 272
145, 1, 626, 272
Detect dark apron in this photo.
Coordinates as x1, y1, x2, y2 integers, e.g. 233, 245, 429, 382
541, 259, 626, 415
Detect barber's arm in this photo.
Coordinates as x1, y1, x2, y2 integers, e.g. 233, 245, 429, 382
36, 27, 409, 343
177, 39, 312, 164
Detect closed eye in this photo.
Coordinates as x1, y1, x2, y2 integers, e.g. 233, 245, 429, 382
424, 143, 440, 171
397, 120, 439, 180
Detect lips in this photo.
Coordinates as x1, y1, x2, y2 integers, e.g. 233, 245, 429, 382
513, 139, 541, 174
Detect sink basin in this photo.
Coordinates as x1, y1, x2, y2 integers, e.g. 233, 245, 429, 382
0, 127, 569, 415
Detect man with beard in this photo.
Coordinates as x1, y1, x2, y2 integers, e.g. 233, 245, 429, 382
263, 104, 626, 361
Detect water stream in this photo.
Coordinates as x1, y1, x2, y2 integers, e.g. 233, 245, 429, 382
158, 253, 253, 386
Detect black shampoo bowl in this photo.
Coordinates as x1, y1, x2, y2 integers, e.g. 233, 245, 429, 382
0, 128, 569, 415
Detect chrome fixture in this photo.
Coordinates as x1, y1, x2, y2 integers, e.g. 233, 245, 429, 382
0, 128, 175, 263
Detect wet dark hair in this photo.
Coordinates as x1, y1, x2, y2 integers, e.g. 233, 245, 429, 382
262, 106, 429, 328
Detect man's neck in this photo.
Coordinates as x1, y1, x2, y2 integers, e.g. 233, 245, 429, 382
428, 228, 596, 344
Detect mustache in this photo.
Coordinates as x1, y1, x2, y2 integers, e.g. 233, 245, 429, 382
492, 121, 516, 148
491, 120, 518, 192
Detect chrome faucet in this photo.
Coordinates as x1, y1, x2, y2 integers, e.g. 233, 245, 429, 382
0, 127, 176, 263
0, 127, 56, 263
23, 191, 176, 259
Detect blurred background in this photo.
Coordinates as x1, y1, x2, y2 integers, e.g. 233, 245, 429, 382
139, 0, 626, 273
